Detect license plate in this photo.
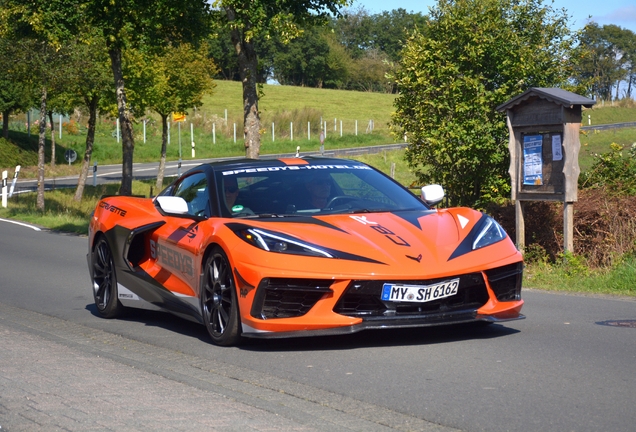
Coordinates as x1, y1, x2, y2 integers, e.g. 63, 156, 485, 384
381, 279, 459, 303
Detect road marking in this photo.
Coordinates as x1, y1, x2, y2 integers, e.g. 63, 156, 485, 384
0, 218, 42, 231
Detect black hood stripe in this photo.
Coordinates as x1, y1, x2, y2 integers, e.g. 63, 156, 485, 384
389, 209, 437, 230
448, 213, 488, 261
225, 222, 385, 264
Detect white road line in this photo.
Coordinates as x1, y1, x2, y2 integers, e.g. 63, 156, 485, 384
0, 217, 42, 231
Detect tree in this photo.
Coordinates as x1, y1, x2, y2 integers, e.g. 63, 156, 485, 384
271, 26, 333, 87
392, 0, 574, 207
66, 36, 114, 202
0, 37, 36, 139
217, 0, 350, 159
81, 0, 212, 195
0, 1, 71, 211
139, 43, 216, 191
574, 24, 633, 100
4, 0, 214, 196
332, 7, 428, 62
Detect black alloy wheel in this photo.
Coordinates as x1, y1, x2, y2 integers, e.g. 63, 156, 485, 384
92, 236, 123, 318
201, 247, 241, 346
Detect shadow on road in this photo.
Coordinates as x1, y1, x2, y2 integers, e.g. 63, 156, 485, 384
86, 303, 519, 351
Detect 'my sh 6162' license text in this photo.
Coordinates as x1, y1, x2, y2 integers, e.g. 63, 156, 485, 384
381, 279, 459, 303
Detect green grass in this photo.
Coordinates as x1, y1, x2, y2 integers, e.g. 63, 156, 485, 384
525, 255, 636, 297
579, 128, 636, 171
582, 102, 636, 126
201, 80, 396, 134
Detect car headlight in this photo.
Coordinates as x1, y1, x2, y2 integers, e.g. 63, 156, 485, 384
235, 227, 334, 258
472, 216, 507, 250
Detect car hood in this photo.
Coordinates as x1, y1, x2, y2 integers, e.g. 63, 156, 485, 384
226, 208, 519, 277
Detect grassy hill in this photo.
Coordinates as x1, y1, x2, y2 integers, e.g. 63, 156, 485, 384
200, 80, 396, 135
0, 81, 397, 176
1, 81, 635, 176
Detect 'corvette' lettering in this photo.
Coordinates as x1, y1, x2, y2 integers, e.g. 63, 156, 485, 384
99, 201, 127, 217
150, 239, 193, 277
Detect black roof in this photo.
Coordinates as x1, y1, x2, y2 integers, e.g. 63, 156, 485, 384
205, 156, 365, 170
496, 88, 596, 112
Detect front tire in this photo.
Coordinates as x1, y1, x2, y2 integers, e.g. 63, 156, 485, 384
92, 236, 123, 318
201, 247, 241, 346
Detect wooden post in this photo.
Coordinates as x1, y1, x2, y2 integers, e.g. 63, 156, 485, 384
515, 200, 525, 252
564, 201, 574, 253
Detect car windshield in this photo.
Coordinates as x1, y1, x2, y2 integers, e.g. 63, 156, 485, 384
215, 163, 428, 218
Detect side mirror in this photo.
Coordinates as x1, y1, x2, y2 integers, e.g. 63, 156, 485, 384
155, 196, 189, 215
421, 184, 445, 206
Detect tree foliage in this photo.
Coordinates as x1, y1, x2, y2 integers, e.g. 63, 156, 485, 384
137, 43, 216, 191
572, 24, 636, 100
216, 0, 350, 158
0, 36, 37, 139
392, 0, 574, 208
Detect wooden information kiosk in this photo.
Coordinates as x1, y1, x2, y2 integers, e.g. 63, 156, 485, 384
496, 88, 596, 253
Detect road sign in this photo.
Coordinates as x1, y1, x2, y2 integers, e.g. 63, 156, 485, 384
64, 150, 77, 164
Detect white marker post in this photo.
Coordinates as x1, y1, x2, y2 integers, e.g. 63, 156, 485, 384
59, 114, 62, 139
290, 122, 293, 141
9, 165, 20, 197
143, 119, 147, 143
2, 171, 7, 208
308, 122, 310, 141
213, 123, 216, 144
190, 123, 195, 158
116, 118, 120, 143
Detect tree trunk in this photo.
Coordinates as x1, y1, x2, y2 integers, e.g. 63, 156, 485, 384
108, 46, 135, 196
48, 111, 56, 167
226, 7, 261, 159
155, 113, 169, 192
36, 88, 47, 211
2, 109, 9, 139
74, 95, 99, 202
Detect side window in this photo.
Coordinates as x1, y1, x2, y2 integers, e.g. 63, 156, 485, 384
173, 173, 210, 217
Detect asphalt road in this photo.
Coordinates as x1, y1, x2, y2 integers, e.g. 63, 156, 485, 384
10, 143, 409, 194
1, 220, 635, 431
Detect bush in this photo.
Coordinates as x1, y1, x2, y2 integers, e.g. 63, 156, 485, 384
579, 142, 636, 195
489, 188, 636, 268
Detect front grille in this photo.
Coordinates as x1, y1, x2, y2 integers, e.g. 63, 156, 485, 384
485, 262, 523, 301
250, 278, 333, 319
334, 273, 489, 318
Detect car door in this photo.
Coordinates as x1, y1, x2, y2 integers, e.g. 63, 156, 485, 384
149, 171, 211, 314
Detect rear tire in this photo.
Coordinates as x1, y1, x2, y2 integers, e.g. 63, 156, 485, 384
200, 247, 241, 346
92, 236, 123, 318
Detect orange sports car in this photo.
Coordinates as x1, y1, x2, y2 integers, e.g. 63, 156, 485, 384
87, 157, 524, 346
